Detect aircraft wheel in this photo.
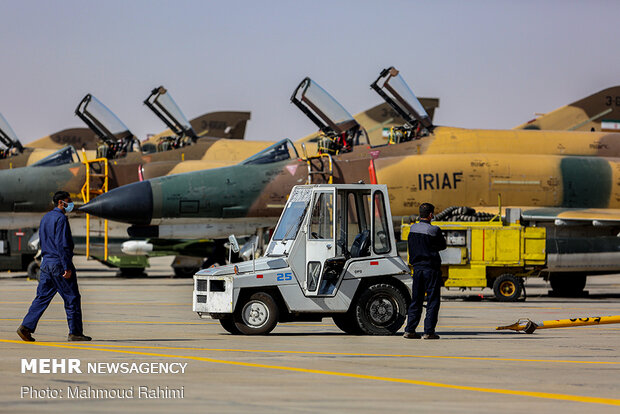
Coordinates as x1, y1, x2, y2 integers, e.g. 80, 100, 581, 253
332, 313, 362, 335
219, 318, 241, 335
27, 261, 40, 281
173, 266, 199, 278
355, 283, 407, 335
234, 292, 279, 335
549, 273, 587, 296
493, 274, 522, 302
117, 267, 147, 278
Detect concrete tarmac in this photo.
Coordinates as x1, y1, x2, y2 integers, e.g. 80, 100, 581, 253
1, 257, 619, 413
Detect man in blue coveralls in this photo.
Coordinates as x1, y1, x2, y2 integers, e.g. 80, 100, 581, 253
17, 191, 91, 342
403, 203, 446, 340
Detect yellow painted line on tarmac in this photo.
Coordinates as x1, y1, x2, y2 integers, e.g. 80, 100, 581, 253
442, 305, 620, 311
0, 318, 214, 325
0, 318, 336, 327
53, 342, 620, 365
0, 302, 186, 306
3, 317, 618, 330
0, 340, 618, 407
0, 288, 142, 292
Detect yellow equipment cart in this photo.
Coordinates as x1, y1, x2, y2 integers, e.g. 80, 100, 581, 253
401, 209, 546, 301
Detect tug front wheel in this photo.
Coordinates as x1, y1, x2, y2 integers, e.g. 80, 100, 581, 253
355, 283, 407, 335
233, 292, 279, 335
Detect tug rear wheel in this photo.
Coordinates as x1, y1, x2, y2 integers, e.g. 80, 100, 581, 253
234, 292, 279, 335
493, 274, 522, 302
355, 283, 407, 335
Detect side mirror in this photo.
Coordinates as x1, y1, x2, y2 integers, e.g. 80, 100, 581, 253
228, 235, 240, 253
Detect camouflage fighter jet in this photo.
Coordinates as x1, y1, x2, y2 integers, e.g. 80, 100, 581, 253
0, 88, 257, 221
81, 68, 620, 293
0, 87, 254, 273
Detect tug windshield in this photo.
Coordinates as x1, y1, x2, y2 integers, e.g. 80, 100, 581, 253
291, 78, 358, 135
144, 86, 195, 138
272, 187, 313, 241
75, 94, 133, 142
241, 139, 298, 165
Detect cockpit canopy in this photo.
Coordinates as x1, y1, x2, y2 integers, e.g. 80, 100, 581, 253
144, 86, 197, 141
75, 94, 134, 144
371, 67, 434, 131
291, 78, 360, 137
0, 112, 24, 153
241, 139, 298, 165
30, 146, 79, 167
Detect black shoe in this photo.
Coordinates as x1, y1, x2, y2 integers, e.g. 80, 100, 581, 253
403, 331, 421, 339
17, 325, 35, 342
423, 333, 440, 340
68, 334, 92, 341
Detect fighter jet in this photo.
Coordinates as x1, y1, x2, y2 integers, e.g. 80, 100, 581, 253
0, 87, 255, 273
81, 68, 620, 293
0, 88, 257, 219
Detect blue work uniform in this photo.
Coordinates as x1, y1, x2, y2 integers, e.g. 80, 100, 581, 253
22, 208, 83, 335
404, 219, 446, 335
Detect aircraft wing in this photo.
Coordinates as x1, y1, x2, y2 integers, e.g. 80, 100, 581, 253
466, 206, 620, 225
519, 207, 620, 224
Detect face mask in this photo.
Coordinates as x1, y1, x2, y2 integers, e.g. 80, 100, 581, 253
63, 201, 74, 213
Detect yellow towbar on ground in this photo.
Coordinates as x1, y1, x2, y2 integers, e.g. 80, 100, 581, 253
497, 315, 620, 334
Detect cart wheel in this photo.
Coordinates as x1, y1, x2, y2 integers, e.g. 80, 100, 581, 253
355, 283, 407, 335
332, 313, 362, 335
219, 318, 241, 335
493, 274, 522, 302
234, 292, 279, 335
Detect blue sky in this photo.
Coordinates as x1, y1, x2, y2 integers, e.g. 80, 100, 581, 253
1, 0, 618, 143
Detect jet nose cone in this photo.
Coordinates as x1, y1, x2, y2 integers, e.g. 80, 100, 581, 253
79, 180, 153, 225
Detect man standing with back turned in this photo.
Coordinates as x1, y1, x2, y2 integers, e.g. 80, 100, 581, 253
403, 203, 446, 340
17, 191, 91, 342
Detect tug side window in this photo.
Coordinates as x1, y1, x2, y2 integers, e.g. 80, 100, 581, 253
335, 191, 371, 256
309, 193, 334, 240
373, 192, 391, 254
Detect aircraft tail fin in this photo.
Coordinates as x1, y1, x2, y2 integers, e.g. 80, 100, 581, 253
27, 128, 99, 150
515, 86, 620, 132
190, 111, 251, 140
